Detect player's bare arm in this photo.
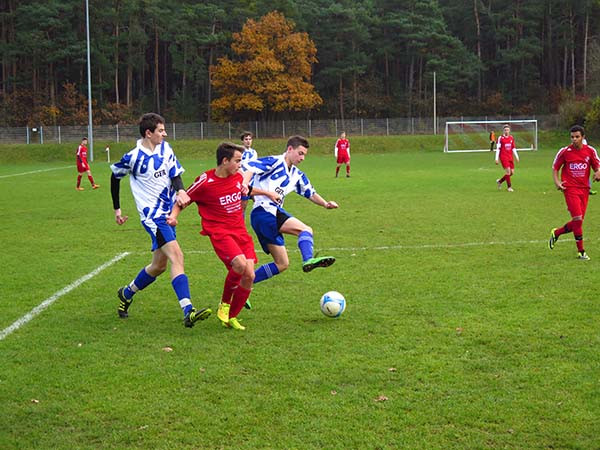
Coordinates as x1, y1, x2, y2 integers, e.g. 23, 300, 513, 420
250, 186, 282, 204
594, 169, 600, 182
553, 170, 565, 191
166, 203, 185, 226
309, 193, 338, 209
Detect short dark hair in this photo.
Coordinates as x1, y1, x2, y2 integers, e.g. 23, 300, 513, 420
139, 112, 165, 138
216, 142, 244, 166
570, 124, 585, 135
240, 131, 253, 140
82, 137, 88, 141
287, 135, 309, 149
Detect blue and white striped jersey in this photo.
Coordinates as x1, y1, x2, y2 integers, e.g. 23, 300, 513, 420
243, 153, 316, 215
111, 139, 184, 222
242, 147, 258, 162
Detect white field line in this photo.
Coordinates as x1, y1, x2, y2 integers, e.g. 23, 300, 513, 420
179, 237, 563, 255
0, 166, 74, 179
0, 252, 130, 341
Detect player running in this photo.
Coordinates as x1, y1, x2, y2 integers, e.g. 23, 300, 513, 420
167, 142, 279, 330
548, 125, 600, 260
110, 113, 211, 328
242, 135, 338, 284
495, 125, 519, 192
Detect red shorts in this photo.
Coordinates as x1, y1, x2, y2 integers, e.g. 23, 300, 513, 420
209, 232, 257, 267
564, 190, 589, 218
500, 158, 514, 170
336, 152, 350, 164
77, 162, 90, 172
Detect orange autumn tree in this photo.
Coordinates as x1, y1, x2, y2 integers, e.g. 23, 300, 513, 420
210, 11, 322, 120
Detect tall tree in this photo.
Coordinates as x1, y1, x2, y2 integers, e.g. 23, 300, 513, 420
211, 11, 322, 120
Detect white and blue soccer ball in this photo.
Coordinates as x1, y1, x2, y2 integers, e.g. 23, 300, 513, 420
320, 291, 346, 318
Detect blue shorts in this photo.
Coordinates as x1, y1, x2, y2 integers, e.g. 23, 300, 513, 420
142, 217, 177, 251
250, 206, 292, 254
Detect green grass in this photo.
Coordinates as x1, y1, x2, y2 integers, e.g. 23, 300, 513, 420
1, 136, 599, 448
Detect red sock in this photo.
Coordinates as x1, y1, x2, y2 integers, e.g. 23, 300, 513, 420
498, 175, 506, 184
230, 285, 252, 319
77, 175, 82, 187
335, 166, 340, 177
88, 175, 95, 186
221, 270, 242, 304
346, 165, 350, 175
570, 220, 584, 252
505, 175, 511, 187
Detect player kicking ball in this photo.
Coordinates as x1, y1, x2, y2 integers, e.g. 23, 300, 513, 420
242, 135, 338, 284
167, 143, 280, 331
548, 125, 600, 260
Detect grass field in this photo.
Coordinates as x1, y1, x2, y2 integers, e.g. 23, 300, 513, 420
1, 136, 599, 448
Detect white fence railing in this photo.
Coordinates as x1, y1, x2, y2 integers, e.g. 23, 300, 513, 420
0, 115, 561, 145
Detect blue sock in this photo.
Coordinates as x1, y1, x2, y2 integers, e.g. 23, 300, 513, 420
124, 268, 156, 299
298, 231, 314, 262
171, 274, 193, 315
254, 262, 280, 284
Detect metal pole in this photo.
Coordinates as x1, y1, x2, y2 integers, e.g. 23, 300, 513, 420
40, 126, 44, 144
85, 0, 94, 161
26, 126, 30, 144
173, 122, 176, 140
58, 126, 61, 144
116, 123, 120, 143
433, 71, 437, 135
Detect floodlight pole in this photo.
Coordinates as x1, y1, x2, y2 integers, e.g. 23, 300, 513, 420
85, 0, 94, 161
433, 71, 437, 135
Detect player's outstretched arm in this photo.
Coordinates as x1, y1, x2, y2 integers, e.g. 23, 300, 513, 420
309, 193, 338, 209
171, 175, 190, 207
593, 169, 600, 182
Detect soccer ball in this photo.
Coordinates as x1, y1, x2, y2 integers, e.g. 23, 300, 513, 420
320, 291, 346, 318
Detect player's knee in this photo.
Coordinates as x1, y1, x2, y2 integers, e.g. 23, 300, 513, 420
275, 260, 289, 273
302, 225, 313, 235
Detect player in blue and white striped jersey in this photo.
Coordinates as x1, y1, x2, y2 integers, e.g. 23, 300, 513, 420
242, 135, 339, 284
110, 113, 211, 328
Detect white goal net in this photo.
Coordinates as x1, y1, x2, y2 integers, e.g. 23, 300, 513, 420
444, 119, 538, 153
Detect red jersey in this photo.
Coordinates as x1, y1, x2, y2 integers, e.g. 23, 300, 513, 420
187, 169, 246, 236
497, 135, 515, 160
77, 145, 88, 163
335, 139, 350, 157
552, 144, 600, 193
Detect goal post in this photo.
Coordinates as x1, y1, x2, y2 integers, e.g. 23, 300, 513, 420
444, 119, 538, 153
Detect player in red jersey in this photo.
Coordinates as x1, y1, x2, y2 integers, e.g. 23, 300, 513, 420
334, 132, 351, 178
548, 125, 600, 260
167, 142, 279, 330
76, 137, 99, 190
495, 125, 519, 192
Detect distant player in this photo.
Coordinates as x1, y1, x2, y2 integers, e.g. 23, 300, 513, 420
334, 131, 351, 178
167, 143, 279, 330
489, 130, 496, 152
76, 137, 99, 190
243, 135, 338, 284
110, 113, 211, 328
495, 124, 519, 191
548, 125, 600, 260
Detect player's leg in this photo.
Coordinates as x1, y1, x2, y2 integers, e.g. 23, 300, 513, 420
346, 162, 350, 177
279, 217, 335, 272
335, 163, 341, 177
86, 169, 99, 188
158, 227, 211, 326
252, 207, 287, 283
504, 164, 513, 191
227, 255, 255, 329
76, 170, 84, 190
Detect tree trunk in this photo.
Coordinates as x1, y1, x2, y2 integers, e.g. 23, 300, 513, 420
408, 55, 414, 117
154, 23, 160, 113
570, 8, 575, 94
207, 20, 216, 122
583, 8, 589, 94
114, 2, 120, 105
338, 75, 345, 124
473, 0, 482, 102
162, 41, 168, 110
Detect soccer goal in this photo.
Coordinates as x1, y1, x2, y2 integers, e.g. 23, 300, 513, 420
444, 119, 538, 153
